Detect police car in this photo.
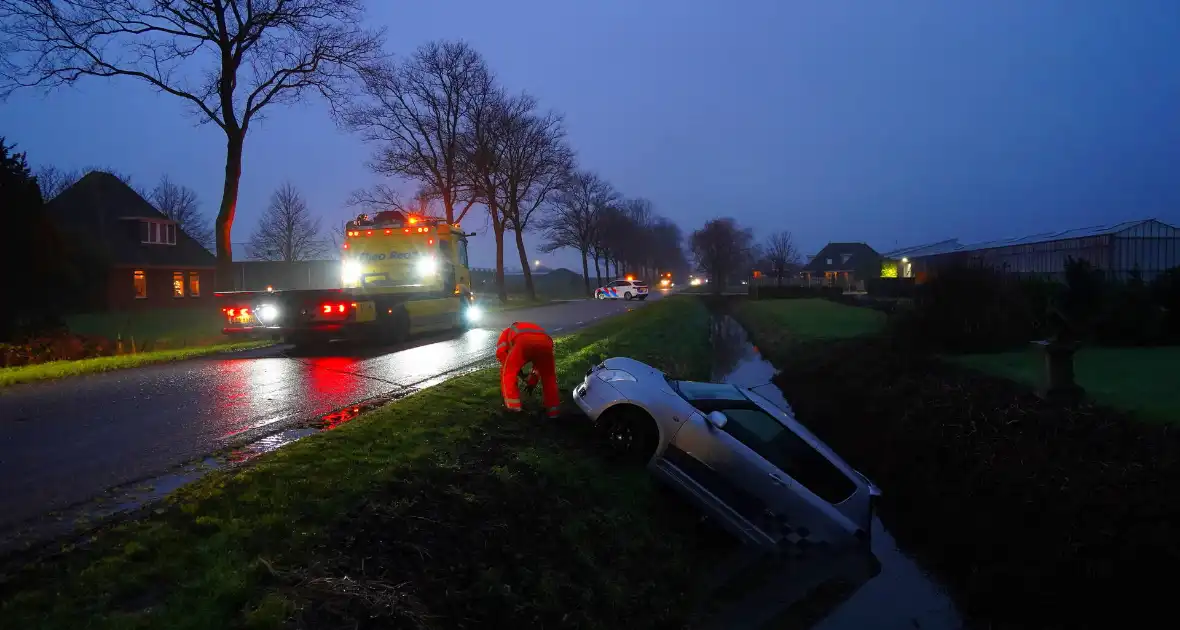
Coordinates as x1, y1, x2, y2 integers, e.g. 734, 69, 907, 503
595, 279, 649, 300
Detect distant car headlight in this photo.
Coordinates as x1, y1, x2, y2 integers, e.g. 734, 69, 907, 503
465, 305, 483, 323
257, 304, 280, 324
416, 256, 438, 276
341, 260, 362, 285
596, 369, 636, 383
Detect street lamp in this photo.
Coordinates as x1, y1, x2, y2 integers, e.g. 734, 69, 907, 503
533, 259, 541, 267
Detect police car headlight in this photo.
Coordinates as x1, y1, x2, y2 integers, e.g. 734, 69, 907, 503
341, 260, 362, 285
596, 369, 636, 383
257, 304, 280, 324
416, 256, 438, 276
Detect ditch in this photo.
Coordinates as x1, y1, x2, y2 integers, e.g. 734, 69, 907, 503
700, 314, 965, 629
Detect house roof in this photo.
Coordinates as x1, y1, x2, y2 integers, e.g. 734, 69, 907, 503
46, 171, 215, 268
801, 242, 881, 273
888, 219, 1177, 260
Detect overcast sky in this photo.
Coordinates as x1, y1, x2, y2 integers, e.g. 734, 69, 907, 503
3, 0, 1179, 270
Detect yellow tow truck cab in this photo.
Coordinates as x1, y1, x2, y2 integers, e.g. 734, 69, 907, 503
217, 210, 478, 347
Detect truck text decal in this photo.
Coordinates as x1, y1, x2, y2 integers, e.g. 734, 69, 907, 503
358, 251, 423, 262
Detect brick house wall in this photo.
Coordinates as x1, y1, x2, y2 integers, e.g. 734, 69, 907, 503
106, 267, 216, 310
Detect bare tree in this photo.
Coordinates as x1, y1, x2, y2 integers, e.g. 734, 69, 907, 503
247, 182, 325, 262
538, 170, 616, 295
763, 230, 801, 286
345, 40, 492, 226
146, 175, 213, 251
458, 85, 516, 302
497, 96, 573, 300
2, 0, 385, 289
691, 218, 754, 294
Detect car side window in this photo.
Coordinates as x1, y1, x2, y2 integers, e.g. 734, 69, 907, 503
720, 408, 856, 503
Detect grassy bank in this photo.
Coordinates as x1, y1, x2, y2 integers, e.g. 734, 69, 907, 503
1, 296, 720, 629
951, 346, 1180, 423
735, 298, 885, 343
733, 298, 1180, 628
0, 341, 271, 388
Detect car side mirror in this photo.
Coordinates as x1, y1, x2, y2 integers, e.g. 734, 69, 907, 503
706, 411, 728, 429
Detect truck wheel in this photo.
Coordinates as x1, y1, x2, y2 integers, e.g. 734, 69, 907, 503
288, 333, 328, 353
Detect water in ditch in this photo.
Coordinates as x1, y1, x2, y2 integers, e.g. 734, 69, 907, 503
703, 314, 965, 629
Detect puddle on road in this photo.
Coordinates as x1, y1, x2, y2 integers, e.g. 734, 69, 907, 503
702, 315, 965, 630
0, 389, 412, 556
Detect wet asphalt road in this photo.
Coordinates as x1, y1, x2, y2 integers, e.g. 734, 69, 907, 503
0, 295, 658, 533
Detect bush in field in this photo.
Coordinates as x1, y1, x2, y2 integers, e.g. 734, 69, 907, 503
1152, 267, 1180, 341
899, 264, 1057, 353
1094, 269, 1164, 346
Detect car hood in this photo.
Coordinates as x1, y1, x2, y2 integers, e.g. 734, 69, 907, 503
600, 357, 664, 381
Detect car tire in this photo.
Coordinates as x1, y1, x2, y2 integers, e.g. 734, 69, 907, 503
602, 406, 658, 465
624, 292, 633, 301
637, 295, 648, 301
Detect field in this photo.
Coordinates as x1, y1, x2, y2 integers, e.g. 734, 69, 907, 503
734, 298, 886, 345
0, 296, 725, 629
951, 346, 1180, 423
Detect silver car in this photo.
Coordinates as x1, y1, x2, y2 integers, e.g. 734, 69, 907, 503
572, 357, 881, 549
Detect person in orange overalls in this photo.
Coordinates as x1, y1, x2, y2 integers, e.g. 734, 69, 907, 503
496, 321, 561, 418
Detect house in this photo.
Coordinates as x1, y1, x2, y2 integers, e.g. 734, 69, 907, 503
46, 171, 216, 311
888, 219, 1179, 282
801, 242, 882, 291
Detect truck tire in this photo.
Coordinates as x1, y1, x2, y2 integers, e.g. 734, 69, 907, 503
379, 307, 410, 344
288, 332, 329, 353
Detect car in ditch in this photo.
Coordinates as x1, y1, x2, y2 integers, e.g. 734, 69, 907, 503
572, 357, 880, 549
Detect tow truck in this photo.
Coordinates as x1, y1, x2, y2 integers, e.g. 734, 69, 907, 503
215, 210, 480, 348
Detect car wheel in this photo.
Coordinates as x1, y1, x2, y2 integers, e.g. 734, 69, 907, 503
624, 291, 633, 301
603, 406, 657, 465
637, 295, 648, 301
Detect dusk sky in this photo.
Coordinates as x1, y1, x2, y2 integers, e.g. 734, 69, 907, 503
3, 0, 1179, 270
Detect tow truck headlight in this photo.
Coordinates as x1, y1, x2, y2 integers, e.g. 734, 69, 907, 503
465, 305, 483, 323
257, 304, 280, 324
341, 260, 362, 285
416, 256, 438, 276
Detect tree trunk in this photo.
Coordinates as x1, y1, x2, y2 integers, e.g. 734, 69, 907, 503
580, 250, 591, 296
777, 272, 783, 287
593, 253, 601, 287
494, 225, 508, 303
215, 130, 245, 291
514, 228, 536, 301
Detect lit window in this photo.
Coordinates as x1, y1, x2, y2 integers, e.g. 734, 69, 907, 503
188, 272, 200, 297
826, 258, 833, 265
172, 272, 184, 298
140, 220, 178, 245
134, 270, 147, 299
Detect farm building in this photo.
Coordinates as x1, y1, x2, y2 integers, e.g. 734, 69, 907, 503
884, 219, 1179, 282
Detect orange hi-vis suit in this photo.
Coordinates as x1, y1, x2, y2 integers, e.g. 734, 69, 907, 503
496, 321, 560, 418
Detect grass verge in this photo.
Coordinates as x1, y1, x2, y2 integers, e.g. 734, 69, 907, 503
950, 346, 1180, 423
0, 295, 722, 629
732, 298, 1180, 629
0, 341, 272, 388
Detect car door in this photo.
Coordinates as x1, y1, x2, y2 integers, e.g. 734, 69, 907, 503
712, 407, 864, 546
665, 410, 784, 544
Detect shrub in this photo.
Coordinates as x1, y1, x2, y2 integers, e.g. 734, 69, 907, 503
898, 264, 1058, 353
0, 333, 115, 367
1151, 266, 1180, 341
